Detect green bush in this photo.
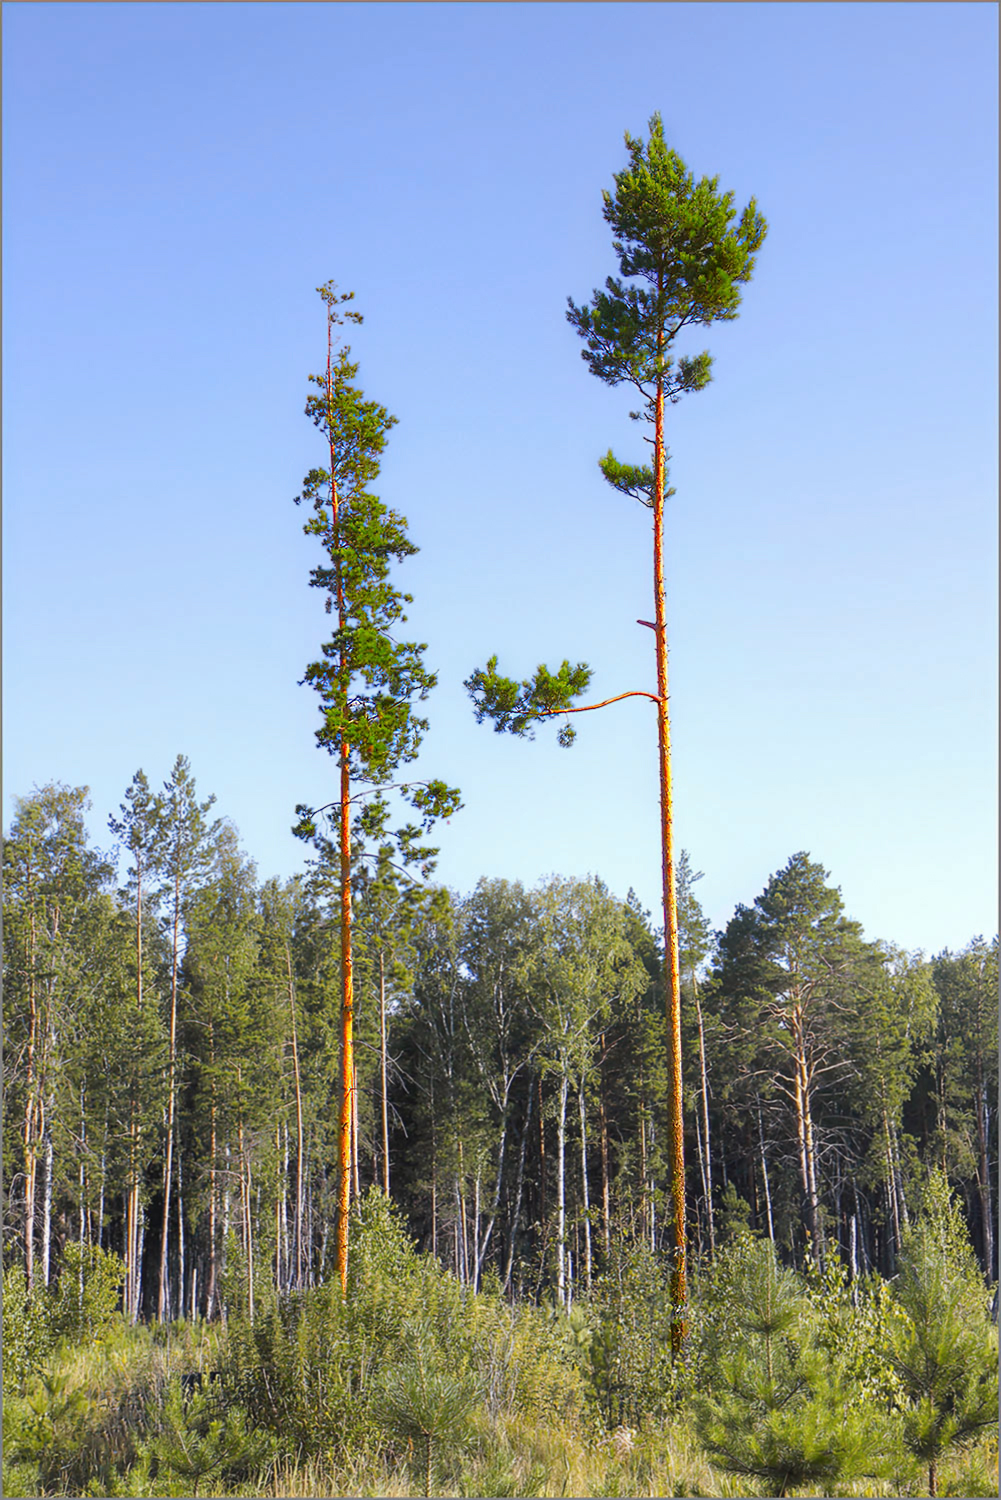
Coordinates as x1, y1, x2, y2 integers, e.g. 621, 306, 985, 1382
2, 1265, 54, 1397
221, 1188, 587, 1468
47, 1243, 126, 1342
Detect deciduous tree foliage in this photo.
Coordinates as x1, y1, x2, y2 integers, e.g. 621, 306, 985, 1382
3, 775, 997, 1352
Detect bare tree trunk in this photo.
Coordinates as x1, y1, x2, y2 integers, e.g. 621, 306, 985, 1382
41, 1127, 54, 1287
652, 315, 687, 1352
238, 1102, 254, 1322
757, 1098, 775, 1245
177, 1146, 186, 1324
638, 1074, 648, 1245
206, 1081, 218, 1319
693, 1107, 707, 1256
503, 1082, 534, 1294
379, 950, 390, 1196
792, 1019, 824, 1268
457, 1139, 469, 1286
556, 1071, 569, 1307
23, 898, 39, 1291
158, 872, 182, 1322
325, 304, 355, 1298
284, 941, 305, 1290
598, 1039, 611, 1255
474, 1115, 509, 1290
884, 1109, 902, 1265
695, 985, 715, 1258
352, 1062, 361, 1201
430, 1106, 438, 1261
126, 856, 144, 1319
578, 1076, 592, 1291
976, 1079, 994, 1275
274, 1121, 284, 1291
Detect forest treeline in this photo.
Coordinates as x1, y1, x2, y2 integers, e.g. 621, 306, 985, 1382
4, 767, 997, 1323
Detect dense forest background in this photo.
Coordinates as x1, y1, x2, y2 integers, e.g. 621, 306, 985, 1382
5, 767, 996, 1319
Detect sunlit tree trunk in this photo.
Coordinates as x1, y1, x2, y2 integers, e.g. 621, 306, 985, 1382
158, 871, 182, 1321
578, 1075, 592, 1291
757, 1098, 775, 1244
379, 950, 390, 1196
651, 315, 687, 1350
695, 983, 715, 1258
556, 1070, 569, 1306
41, 1126, 54, 1287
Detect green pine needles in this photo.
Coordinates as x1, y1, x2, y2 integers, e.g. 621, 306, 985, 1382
567, 110, 766, 512
294, 281, 460, 834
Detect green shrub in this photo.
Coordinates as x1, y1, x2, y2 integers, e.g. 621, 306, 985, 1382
47, 1243, 126, 1341
2, 1265, 54, 1397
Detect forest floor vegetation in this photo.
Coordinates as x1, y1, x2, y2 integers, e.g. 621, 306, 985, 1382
4, 1191, 997, 1498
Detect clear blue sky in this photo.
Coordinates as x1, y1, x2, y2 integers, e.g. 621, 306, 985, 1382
4, 2, 997, 956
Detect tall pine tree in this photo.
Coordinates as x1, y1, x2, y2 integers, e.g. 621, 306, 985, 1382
293, 281, 459, 1291
467, 116, 765, 1347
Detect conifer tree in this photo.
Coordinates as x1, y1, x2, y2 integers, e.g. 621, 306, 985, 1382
293, 281, 459, 1292
155, 755, 220, 1321
693, 1236, 883, 1495
889, 1172, 999, 1497
108, 769, 165, 1320
466, 117, 765, 1347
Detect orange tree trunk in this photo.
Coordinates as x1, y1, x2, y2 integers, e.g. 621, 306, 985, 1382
652, 364, 687, 1352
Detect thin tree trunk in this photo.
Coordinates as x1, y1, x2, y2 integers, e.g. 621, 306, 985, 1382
126, 854, 144, 1319
97, 1109, 107, 1252
538, 1074, 546, 1227
652, 312, 687, 1351
238, 1099, 254, 1322
177, 1144, 186, 1324
379, 950, 390, 1196
695, 985, 715, 1258
23, 897, 39, 1291
275, 1121, 284, 1290
284, 941, 305, 1289
638, 1074, 648, 1244
792, 1018, 824, 1267
158, 871, 182, 1322
206, 1076, 218, 1319
757, 1098, 775, 1244
41, 1127, 54, 1287
598, 1039, 611, 1255
556, 1071, 569, 1307
136, 1214, 146, 1319
802, 1069, 824, 1270
693, 1107, 707, 1256
578, 1076, 592, 1291
430, 1103, 438, 1261
457, 1139, 469, 1286
335, 740, 355, 1293
474, 1112, 509, 1290
79, 1084, 88, 1255
976, 1079, 994, 1275
503, 1081, 534, 1294
352, 1062, 361, 1201
884, 1109, 902, 1264
326, 307, 355, 1299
